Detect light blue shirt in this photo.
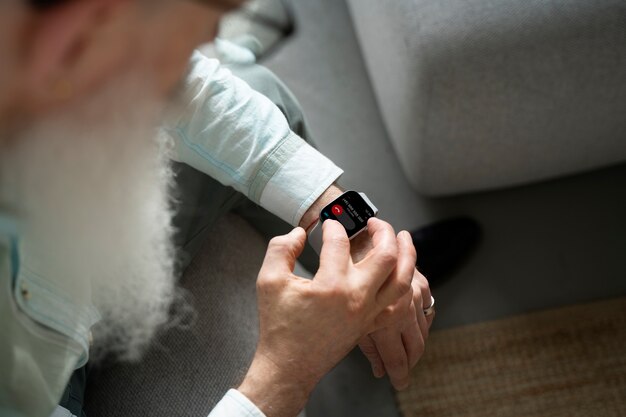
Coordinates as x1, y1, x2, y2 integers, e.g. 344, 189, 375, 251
0, 46, 342, 417
165, 49, 343, 227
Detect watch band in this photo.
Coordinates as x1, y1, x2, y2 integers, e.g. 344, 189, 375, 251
307, 192, 378, 255
308, 220, 324, 255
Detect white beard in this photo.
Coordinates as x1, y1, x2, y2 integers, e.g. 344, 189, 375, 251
0, 77, 181, 362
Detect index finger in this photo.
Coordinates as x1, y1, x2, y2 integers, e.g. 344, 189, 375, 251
376, 230, 416, 307
355, 218, 399, 288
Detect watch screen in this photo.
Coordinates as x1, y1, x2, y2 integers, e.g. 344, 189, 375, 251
320, 191, 375, 238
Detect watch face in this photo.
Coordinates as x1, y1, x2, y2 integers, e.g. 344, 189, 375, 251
320, 191, 375, 238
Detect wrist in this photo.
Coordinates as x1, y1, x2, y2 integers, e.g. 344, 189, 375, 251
238, 352, 316, 417
299, 184, 344, 232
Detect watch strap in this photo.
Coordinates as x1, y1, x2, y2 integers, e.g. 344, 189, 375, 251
308, 220, 323, 255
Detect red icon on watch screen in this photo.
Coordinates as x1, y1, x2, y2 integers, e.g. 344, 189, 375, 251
331, 204, 344, 216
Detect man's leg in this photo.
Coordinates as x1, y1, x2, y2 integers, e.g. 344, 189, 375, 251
170, 161, 249, 272
56, 366, 87, 417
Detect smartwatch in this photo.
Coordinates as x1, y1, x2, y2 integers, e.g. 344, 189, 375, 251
307, 190, 379, 255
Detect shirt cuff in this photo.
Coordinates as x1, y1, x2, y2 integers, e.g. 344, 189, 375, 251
208, 389, 267, 417
259, 139, 344, 226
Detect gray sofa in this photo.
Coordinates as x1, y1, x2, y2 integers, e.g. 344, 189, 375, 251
347, 0, 626, 195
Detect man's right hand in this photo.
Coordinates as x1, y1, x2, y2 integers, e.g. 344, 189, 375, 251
238, 218, 415, 417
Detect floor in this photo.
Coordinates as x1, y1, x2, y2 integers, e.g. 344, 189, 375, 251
263, 0, 626, 416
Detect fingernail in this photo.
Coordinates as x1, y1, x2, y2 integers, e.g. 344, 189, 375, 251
372, 364, 384, 378
323, 219, 337, 228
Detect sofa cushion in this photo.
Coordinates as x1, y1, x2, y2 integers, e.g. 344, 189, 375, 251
84, 215, 266, 417
347, 0, 626, 195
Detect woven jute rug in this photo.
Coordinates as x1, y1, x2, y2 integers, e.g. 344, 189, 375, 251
396, 297, 626, 417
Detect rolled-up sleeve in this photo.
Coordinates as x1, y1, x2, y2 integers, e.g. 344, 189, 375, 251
208, 390, 266, 417
164, 51, 343, 226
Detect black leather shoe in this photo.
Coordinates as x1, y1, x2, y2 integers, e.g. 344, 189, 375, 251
411, 217, 481, 286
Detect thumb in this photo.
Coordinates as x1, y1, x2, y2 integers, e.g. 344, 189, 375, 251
260, 227, 307, 277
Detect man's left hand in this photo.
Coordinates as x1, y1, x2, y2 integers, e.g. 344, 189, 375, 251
351, 231, 434, 390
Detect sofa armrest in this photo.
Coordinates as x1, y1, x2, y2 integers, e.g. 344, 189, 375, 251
347, 0, 626, 195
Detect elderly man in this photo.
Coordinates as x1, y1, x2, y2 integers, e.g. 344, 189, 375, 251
0, 0, 439, 416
